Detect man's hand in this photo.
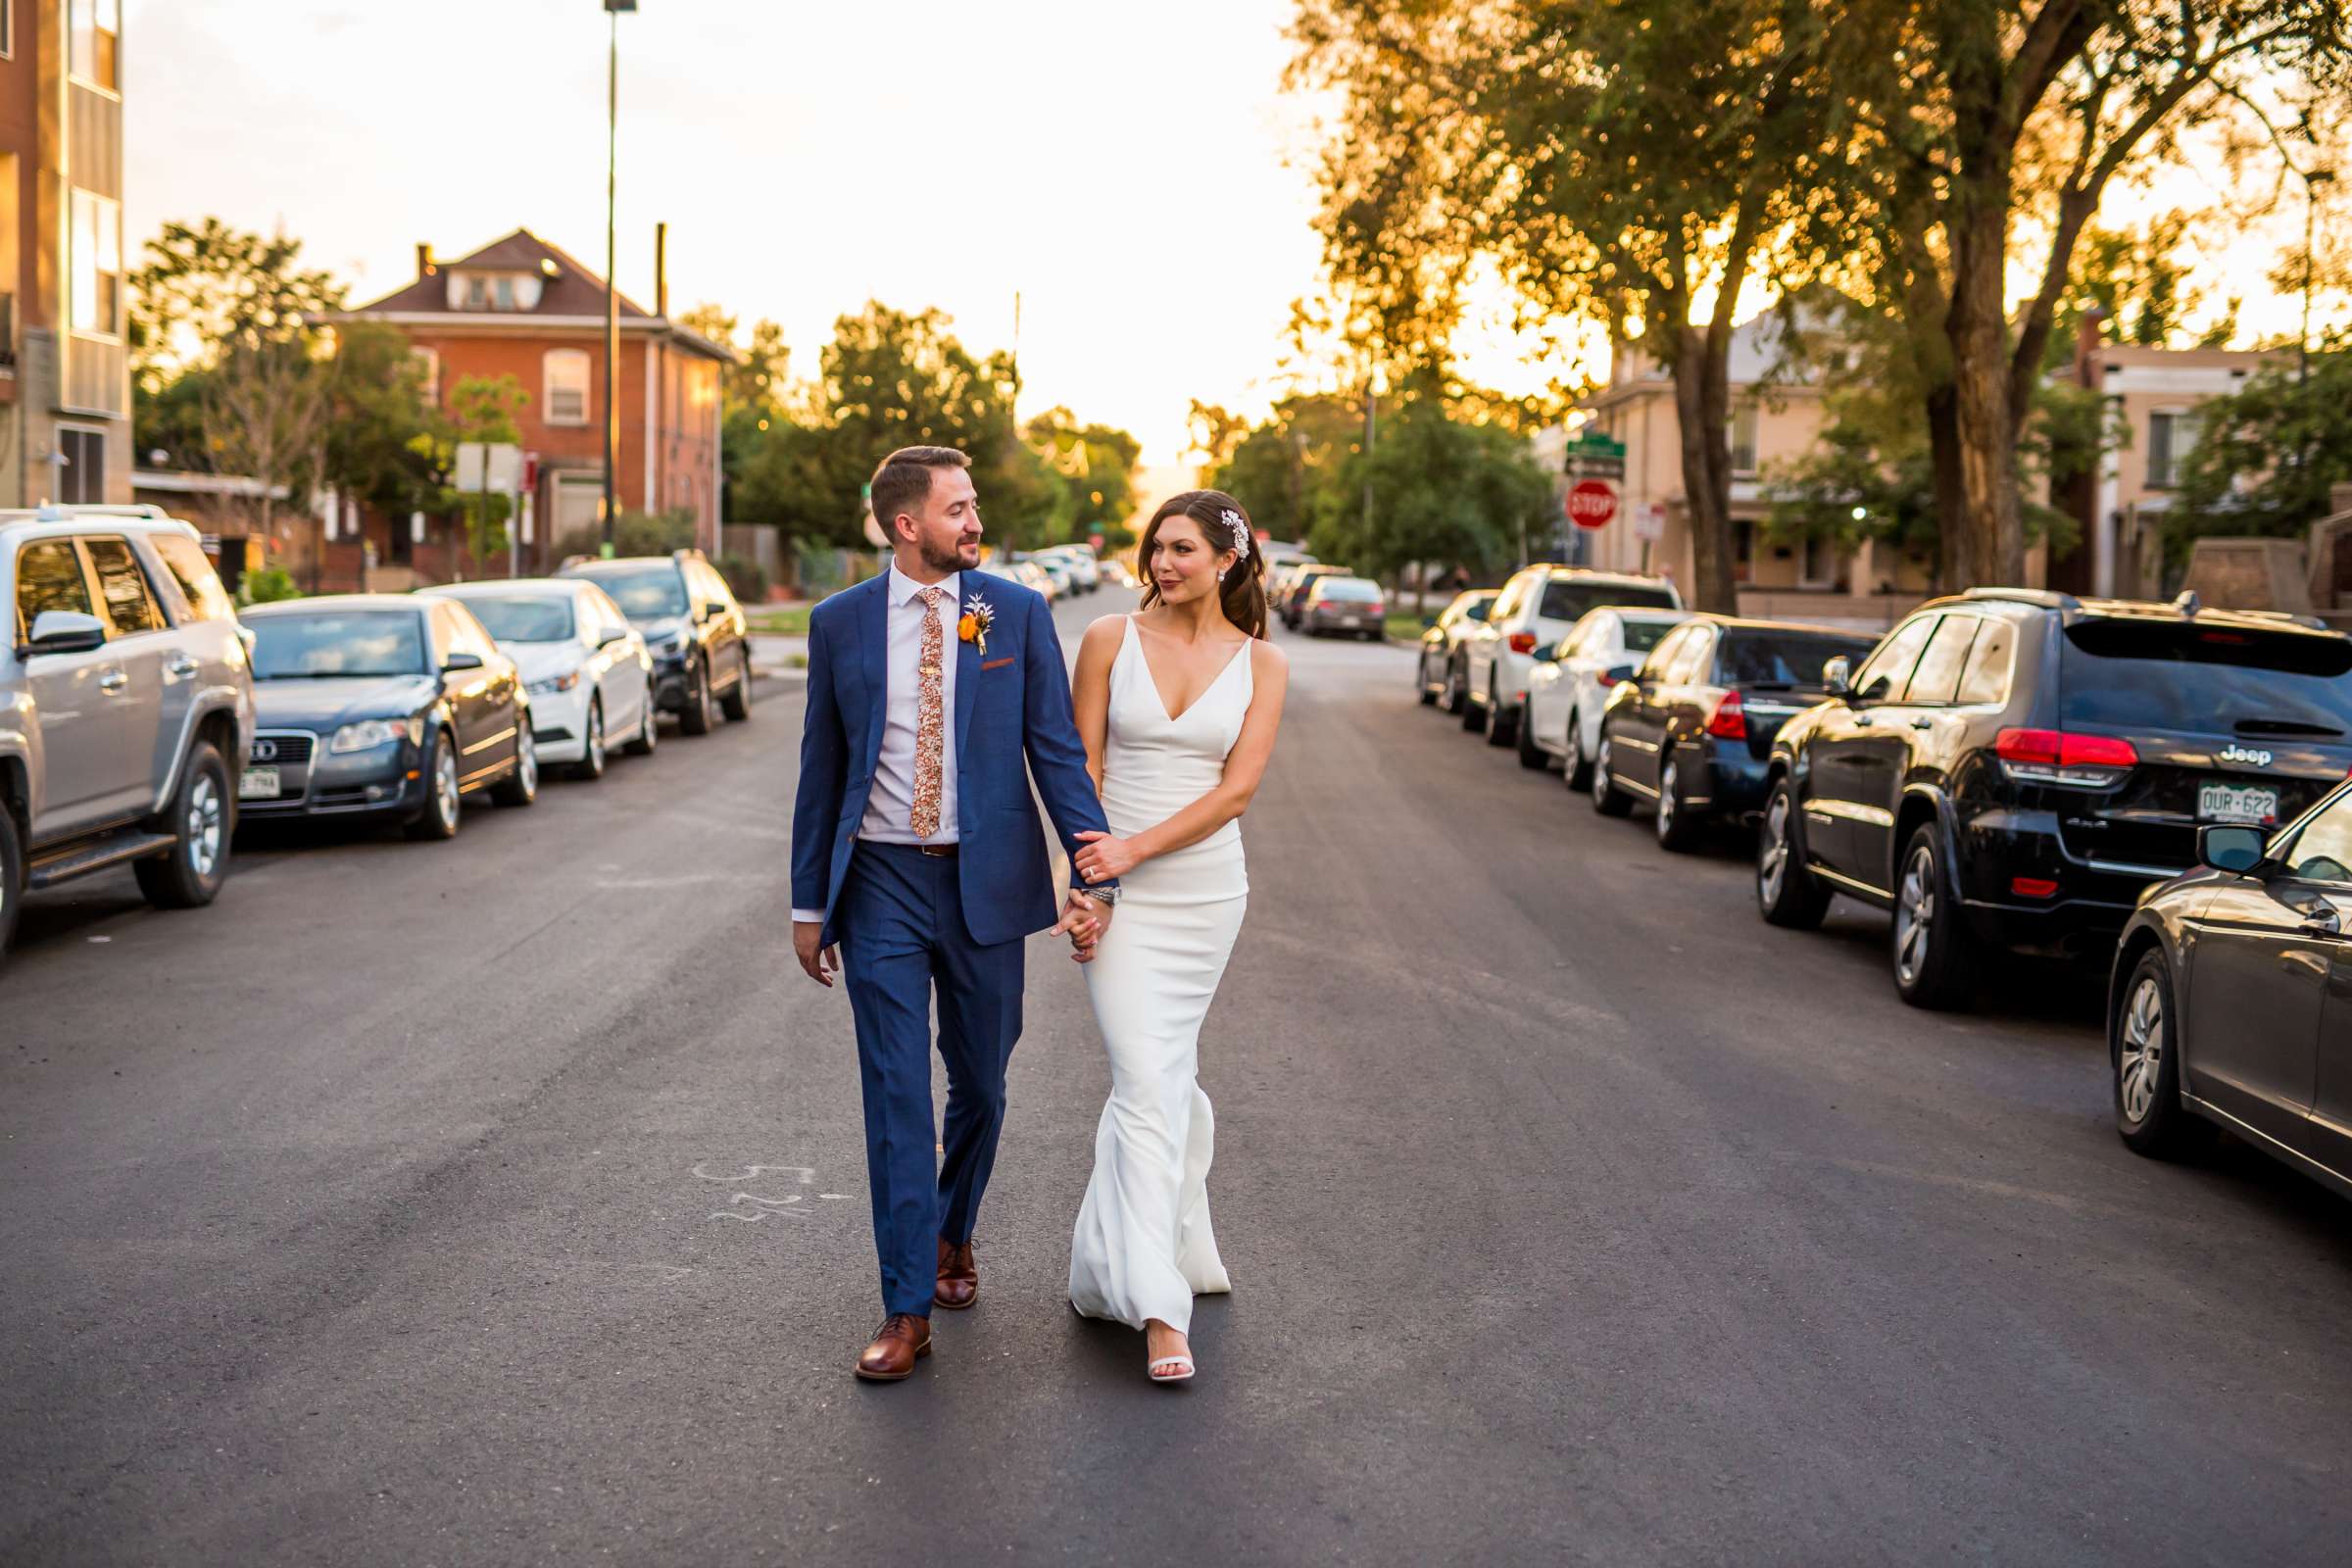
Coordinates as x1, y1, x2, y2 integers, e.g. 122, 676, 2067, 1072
1050, 889, 1110, 962
793, 920, 839, 987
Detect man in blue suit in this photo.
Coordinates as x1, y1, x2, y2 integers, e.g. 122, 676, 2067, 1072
791, 445, 1118, 1381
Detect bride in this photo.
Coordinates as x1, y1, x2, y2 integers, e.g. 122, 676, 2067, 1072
1065, 490, 1289, 1384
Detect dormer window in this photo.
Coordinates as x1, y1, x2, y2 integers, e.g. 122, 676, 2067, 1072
451, 270, 542, 313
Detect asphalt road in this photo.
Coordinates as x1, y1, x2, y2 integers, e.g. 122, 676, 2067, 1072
4, 591, 2350, 1566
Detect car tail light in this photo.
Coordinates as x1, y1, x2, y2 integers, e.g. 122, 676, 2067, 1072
1366, 600, 1385, 615
1508, 632, 1538, 654
2011, 876, 2059, 899
1994, 727, 2138, 787
1706, 689, 1747, 740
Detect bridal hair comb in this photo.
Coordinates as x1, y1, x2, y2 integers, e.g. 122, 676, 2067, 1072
1218, 509, 1252, 561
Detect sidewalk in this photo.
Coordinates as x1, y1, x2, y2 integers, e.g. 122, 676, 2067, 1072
749, 633, 808, 684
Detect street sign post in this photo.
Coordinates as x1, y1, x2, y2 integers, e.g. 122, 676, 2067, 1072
1566, 478, 1620, 530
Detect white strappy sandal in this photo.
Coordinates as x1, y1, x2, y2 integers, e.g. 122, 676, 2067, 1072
1148, 1354, 1196, 1384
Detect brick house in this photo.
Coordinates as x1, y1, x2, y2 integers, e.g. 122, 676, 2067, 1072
322, 226, 730, 589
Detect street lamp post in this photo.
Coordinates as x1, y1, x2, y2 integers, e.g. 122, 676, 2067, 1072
2300, 166, 2335, 500
602, 1, 636, 559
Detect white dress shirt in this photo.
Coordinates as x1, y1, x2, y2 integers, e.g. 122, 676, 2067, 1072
791, 565, 959, 922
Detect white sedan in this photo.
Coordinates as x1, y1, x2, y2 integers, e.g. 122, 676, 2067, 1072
422, 579, 657, 780
1522, 607, 1692, 783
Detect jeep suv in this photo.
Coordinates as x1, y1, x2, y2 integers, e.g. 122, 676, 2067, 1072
3, 508, 256, 963
1753, 588, 2352, 1008
558, 549, 750, 735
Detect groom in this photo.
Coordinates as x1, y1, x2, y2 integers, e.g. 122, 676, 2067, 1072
790, 445, 1118, 1381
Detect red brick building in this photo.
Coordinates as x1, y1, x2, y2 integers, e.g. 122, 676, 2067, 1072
326, 226, 730, 587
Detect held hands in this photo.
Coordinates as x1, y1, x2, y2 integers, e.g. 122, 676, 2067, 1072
1072, 830, 1140, 885
1050, 889, 1111, 963
793, 920, 839, 987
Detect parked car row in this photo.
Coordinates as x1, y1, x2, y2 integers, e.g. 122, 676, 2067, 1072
2, 507, 754, 966
1423, 567, 2352, 1203
998, 544, 1104, 602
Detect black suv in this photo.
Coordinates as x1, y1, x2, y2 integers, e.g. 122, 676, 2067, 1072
1753, 588, 2352, 1008
559, 549, 750, 736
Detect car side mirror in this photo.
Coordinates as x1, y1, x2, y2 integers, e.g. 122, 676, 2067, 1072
597, 627, 628, 647
21, 609, 108, 658
1602, 662, 1638, 686
1531, 642, 1557, 662
2197, 824, 2268, 875
442, 651, 485, 673
1821, 655, 1852, 698
701, 601, 729, 621
1422, 615, 1439, 629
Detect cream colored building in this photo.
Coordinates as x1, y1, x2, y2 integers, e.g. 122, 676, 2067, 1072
1552, 317, 1939, 630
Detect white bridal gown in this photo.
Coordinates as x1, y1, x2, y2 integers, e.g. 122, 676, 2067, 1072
1068, 616, 1253, 1333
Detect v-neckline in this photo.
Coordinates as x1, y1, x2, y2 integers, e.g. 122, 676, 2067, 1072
1129, 615, 1250, 724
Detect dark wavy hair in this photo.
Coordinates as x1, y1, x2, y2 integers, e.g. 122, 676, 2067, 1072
1135, 490, 1267, 639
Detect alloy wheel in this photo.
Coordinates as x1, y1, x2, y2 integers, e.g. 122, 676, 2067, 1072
184, 771, 224, 879
1561, 722, 1582, 783
1657, 761, 1679, 838
516, 728, 538, 795
587, 704, 606, 774
434, 747, 461, 825
2119, 975, 2165, 1125
1894, 845, 1936, 988
1592, 739, 1613, 807
1759, 792, 1789, 905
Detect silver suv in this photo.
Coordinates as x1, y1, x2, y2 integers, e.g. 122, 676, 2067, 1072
3, 507, 256, 963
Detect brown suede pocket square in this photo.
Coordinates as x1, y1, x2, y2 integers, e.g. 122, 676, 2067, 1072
982, 657, 1015, 671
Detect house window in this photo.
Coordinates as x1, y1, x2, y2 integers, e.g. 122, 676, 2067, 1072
545, 349, 590, 425
58, 426, 106, 505
1797, 532, 1836, 589
2148, 411, 2196, 489
69, 0, 118, 91
411, 347, 440, 405
70, 188, 122, 336
3, 0, 16, 60
1728, 404, 1759, 476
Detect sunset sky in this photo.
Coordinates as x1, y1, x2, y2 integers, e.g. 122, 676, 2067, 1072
122, 1, 2337, 472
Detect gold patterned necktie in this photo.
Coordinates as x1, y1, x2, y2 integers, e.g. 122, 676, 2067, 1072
910, 586, 946, 838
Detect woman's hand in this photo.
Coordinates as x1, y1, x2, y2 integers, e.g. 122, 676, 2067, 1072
1072, 830, 1141, 883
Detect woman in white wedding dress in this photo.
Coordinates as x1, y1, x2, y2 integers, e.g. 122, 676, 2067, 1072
1065, 490, 1289, 1384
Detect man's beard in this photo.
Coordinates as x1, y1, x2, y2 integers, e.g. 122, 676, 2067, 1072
919, 536, 973, 574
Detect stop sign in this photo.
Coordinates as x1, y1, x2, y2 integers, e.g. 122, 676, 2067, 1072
1566, 479, 1619, 529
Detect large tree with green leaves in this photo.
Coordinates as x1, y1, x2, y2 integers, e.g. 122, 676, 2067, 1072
2168, 333, 2352, 560
1291, 0, 1847, 612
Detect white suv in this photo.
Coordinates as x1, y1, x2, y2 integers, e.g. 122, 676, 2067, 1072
3, 508, 256, 962
1522, 607, 1693, 780
1461, 565, 1682, 749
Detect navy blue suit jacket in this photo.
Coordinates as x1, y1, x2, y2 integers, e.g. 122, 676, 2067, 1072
790, 571, 1113, 949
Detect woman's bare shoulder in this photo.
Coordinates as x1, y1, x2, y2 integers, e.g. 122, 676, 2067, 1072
1249, 638, 1290, 675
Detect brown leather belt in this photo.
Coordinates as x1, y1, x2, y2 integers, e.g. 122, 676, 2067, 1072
916, 844, 958, 858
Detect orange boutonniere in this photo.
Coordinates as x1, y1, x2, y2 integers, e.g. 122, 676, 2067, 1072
959, 596, 995, 657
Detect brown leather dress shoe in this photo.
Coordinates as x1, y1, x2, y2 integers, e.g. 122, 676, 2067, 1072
935, 1239, 978, 1310
855, 1313, 932, 1381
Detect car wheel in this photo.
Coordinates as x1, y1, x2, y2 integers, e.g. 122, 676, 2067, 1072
1417, 653, 1438, 706
1441, 658, 1468, 715
1756, 778, 1832, 929
680, 655, 718, 736
2113, 948, 2215, 1158
572, 699, 607, 781
493, 721, 540, 808
1590, 730, 1633, 816
1561, 712, 1592, 792
405, 729, 463, 841
1515, 700, 1547, 768
1654, 755, 1703, 852
0, 807, 20, 964
1484, 678, 1516, 748
624, 692, 658, 757
720, 647, 753, 721
1461, 670, 1490, 733
1890, 824, 1974, 1009
135, 739, 233, 910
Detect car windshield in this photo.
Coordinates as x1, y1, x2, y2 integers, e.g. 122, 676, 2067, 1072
247, 612, 427, 679
450, 594, 574, 643
1317, 578, 1382, 602
1542, 581, 1678, 620
1721, 630, 1879, 688
1621, 617, 1679, 653
2061, 620, 2352, 736
573, 566, 687, 619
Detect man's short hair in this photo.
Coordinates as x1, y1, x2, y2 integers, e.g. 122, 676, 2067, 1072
868, 446, 971, 541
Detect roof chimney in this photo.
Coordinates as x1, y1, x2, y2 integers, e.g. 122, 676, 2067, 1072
416, 242, 435, 278
2075, 305, 2107, 386
654, 221, 668, 318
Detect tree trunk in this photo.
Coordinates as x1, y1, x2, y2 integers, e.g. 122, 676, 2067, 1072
1671, 326, 1740, 613
1945, 198, 2025, 587
1927, 382, 1966, 594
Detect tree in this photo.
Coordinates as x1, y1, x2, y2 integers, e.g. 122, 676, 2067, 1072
320, 320, 445, 519
1025, 408, 1144, 548
675, 303, 789, 413
1207, 394, 1363, 546
1290, 0, 1848, 612
404, 374, 528, 568
1828, 0, 2352, 586
2168, 333, 2352, 560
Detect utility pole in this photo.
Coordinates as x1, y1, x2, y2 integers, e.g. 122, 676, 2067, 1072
601, 2, 635, 558
2301, 167, 2336, 495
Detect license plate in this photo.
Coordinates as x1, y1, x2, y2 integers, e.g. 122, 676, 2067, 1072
2197, 781, 2278, 824
1340, 616, 1361, 627
239, 765, 281, 801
